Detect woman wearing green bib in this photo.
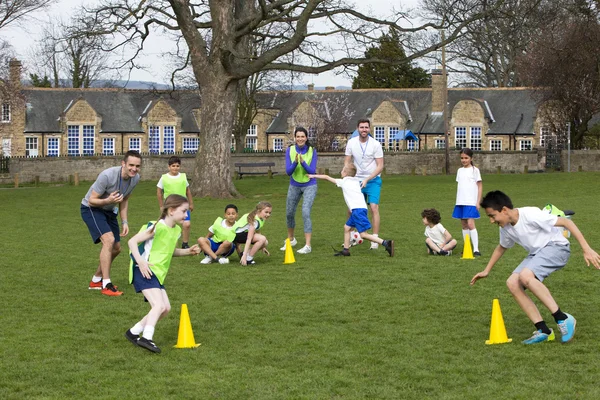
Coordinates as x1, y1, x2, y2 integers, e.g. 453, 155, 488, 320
280, 127, 318, 254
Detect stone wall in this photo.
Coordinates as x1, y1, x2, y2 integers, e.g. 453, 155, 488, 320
561, 150, 600, 172
1, 150, 548, 185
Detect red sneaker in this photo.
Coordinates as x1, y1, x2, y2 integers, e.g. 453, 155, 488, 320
89, 280, 102, 290
101, 283, 123, 296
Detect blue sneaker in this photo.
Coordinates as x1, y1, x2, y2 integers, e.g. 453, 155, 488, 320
557, 314, 576, 343
522, 329, 555, 344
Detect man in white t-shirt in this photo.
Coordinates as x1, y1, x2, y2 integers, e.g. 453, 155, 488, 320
344, 119, 384, 249
471, 190, 600, 345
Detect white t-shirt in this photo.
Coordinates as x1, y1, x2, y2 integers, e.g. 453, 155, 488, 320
499, 207, 568, 254
424, 223, 447, 246
345, 136, 384, 180
455, 166, 482, 206
335, 177, 367, 210
156, 173, 190, 189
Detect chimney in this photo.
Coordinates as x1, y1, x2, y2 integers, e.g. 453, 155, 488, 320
307, 84, 314, 91
9, 58, 22, 89
325, 86, 335, 91
430, 69, 446, 113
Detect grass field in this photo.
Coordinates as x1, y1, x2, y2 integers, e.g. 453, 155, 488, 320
2, 172, 600, 399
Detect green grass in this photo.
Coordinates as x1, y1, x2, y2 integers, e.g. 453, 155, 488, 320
2, 172, 600, 399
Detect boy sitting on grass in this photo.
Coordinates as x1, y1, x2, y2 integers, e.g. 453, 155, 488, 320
470, 190, 600, 344
421, 208, 457, 256
309, 164, 394, 257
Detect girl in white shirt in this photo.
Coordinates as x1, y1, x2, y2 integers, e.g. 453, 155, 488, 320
422, 208, 457, 256
452, 148, 483, 256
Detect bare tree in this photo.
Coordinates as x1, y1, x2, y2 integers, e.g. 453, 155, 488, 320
0, 0, 53, 30
80, 0, 503, 198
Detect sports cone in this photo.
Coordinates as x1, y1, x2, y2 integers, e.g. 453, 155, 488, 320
283, 238, 295, 264
485, 298, 512, 345
461, 233, 474, 259
173, 304, 201, 348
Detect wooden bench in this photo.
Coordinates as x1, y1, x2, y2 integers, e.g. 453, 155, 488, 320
234, 162, 277, 179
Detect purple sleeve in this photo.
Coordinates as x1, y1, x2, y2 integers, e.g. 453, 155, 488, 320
301, 149, 318, 175
285, 147, 297, 176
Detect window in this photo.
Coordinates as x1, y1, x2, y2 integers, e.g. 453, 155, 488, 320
308, 127, 317, 142
103, 138, 115, 155
332, 138, 339, 151
374, 126, 385, 146
47, 137, 59, 156
247, 124, 257, 136
455, 127, 467, 149
129, 137, 141, 152
407, 139, 417, 151
389, 127, 400, 149
68, 125, 95, 156
470, 127, 482, 151
2, 103, 10, 122
183, 137, 199, 153
148, 125, 176, 154
25, 137, 38, 157
435, 138, 446, 149
273, 138, 284, 152
489, 139, 502, 151
246, 136, 257, 150
231, 135, 236, 151
1, 138, 10, 156
520, 140, 533, 151
540, 126, 550, 148
163, 126, 175, 154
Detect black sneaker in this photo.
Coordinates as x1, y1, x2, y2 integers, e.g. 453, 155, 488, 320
473, 251, 481, 257
334, 249, 351, 256
182, 242, 190, 249
125, 330, 139, 346
246, 259, 257, 265
384, 240, 394, 257
438, 249, 448, 256
137, 337, 161, 353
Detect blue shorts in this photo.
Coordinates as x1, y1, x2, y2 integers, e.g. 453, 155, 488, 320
452, 205, 480, 219
185, 210, 191, 221
81, 204, 120, 244
513, 242, 570, 282
208, 238, 235, 257
346, 208, 372, 233
131, 264, 165, 292
361, 176, 382, 205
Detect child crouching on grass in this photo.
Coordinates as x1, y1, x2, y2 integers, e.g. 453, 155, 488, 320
234, 201, 272, 266
470, 190, 600, 344
422, 208, 457, 256
309, 164, 394, 257
198, 204, 238, 265
126, 194, 200, 353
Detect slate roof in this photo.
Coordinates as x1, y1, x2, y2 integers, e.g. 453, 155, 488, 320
21, 88, 201, 134
255, 87, 540, 136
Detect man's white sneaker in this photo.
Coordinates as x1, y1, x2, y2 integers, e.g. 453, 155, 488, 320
279, 237, 298, 251
200, 256, 213, 264
218, 257, 230, 264
297, 245, 312, 254
370, 242, 379, 250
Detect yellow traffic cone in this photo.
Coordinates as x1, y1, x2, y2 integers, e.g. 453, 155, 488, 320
283, 238, 295, 264
485, 298, 512, 345
461, 233, 475, 259
173, 304, 201, 348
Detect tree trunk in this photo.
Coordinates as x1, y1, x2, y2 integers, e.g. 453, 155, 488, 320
190, 78, 240, 198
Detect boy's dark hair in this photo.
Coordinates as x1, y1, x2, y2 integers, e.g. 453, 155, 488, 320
225, 204, 238, 213
480, 190, 514, 211
356, 118, 370, 127
168, 156, 181, 165
123, 150, 142, 162
421, 208, 441, 224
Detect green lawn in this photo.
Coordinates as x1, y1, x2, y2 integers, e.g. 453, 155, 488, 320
2, 172, 600, 399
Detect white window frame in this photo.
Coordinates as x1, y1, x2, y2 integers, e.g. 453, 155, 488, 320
332, 138, 339, 151
374, 126, 385, 146
489, 139, 502, 151
389, 127, 400, 149
231, 135, 236, 151
246, 136, 257, 150
407, 139, 417, 151
540, 126, 550, 148
308, 127, 317, 143
2, 103, 10, 122
67, 125, 95, 156
25, 137, 38, 157
435, 138, 445, 149
103, 137, 115, 155
520, 139, 533, 151
129, 137, 141, 152
1, 138, 10, 156
47, 137, 60, 156
455, 127, 467, 149
148, 125, 176, 154
470, 127, 482, 151
163, 126, 175, 154
182, 137, 199, 154
273, 138, 284, 152
247, 124, 257, 137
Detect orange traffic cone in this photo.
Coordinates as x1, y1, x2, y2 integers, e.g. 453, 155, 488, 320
173, 304, 201, 348
462, 233, 474, 259
283, 238, 295, 264
485, 299, 512, 345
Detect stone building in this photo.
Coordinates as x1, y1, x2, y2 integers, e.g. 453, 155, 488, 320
0, 60, 570, 158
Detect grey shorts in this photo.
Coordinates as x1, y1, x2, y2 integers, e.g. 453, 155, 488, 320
513, 241, 570, 282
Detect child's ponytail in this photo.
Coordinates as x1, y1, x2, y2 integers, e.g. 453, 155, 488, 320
247, 201, 272, 225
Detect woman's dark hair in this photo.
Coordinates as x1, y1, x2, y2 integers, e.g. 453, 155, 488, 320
421, 208, 441, 225
294, 126, 312, 149
460, 148, 474, 166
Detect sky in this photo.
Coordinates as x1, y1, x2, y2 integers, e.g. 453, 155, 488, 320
1, 0, 422, 88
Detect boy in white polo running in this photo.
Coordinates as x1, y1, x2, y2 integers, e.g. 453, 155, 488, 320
470, 190, 600, 344
309, 164, 393, 257
157, 156, 194, 249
